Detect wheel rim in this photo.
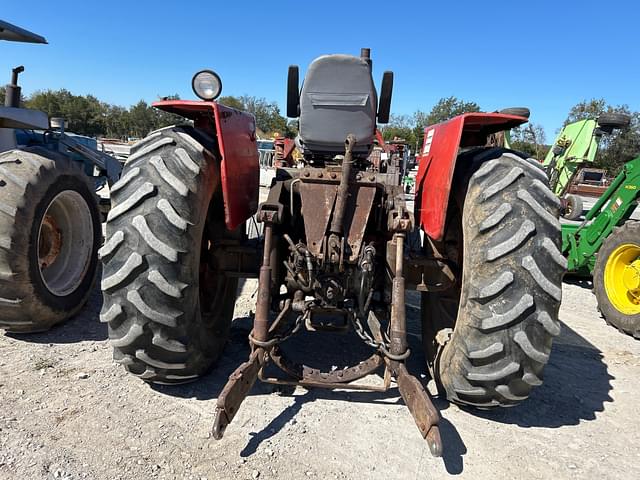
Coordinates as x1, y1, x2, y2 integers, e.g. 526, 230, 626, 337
37, 190, 94, 296
604, 243, 640, 315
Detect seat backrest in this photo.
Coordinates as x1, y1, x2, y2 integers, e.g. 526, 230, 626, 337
298, 54, 377, 156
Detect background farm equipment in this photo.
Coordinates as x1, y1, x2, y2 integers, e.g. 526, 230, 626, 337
562, 155, 640, 337
543, 114, 631, 219
100, 49, 564, 456
0, 20, 121, 333
566, 167, 610, 198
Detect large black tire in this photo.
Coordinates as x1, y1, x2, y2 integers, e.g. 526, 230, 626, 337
100, 126, 238, 384
0, 148, 101, 333
597, 113, 631, 130
422, 148, 566, 407
562, 194, 583, 220
593, 222, 640, 338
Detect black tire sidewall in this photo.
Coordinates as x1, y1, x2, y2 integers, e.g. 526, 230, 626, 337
564, 195, 583, 220
597, 113, 631, 130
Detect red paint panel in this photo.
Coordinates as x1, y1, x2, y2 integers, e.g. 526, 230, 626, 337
415, 117, 464, 241
153, 100, 259, 230
213, 103, 259, 230
415, 113, 527, 241
153, 99, 215, 118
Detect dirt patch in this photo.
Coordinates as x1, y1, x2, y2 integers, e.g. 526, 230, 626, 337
1, 279, 639, 479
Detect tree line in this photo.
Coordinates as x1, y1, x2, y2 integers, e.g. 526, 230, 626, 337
1, 86, 637, 174
0, 87, 293, 140
379, 96, 639, 175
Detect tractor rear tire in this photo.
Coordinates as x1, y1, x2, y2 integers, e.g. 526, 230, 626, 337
593, 222, 640, 338
100, 126, 238, 384
422, 148, 566, 407
0, 148, 101, 333
562, 194, 583, 220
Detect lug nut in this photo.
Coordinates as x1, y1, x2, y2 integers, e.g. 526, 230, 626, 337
330, 173, 337, 179
304, 171, 310, 177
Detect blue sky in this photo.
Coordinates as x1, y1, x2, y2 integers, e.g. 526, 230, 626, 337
2, 0, 638, 139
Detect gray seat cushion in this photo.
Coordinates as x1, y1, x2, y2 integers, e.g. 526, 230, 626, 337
298, 54, 377, 155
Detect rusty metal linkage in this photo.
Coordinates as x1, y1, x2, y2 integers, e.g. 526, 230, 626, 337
212, 348, 264, 440
212, 203, 280, 439
212, 134, 443, 458
387, 231, 442, 457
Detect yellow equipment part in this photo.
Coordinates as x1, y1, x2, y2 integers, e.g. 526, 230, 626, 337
605, 243, 640, 315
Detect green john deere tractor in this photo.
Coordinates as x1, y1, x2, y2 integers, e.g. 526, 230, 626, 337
562, 154, 640, 338
503, 109, 639, 337
543, 113, 630, 219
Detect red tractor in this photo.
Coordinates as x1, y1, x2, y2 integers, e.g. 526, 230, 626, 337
100, 49, 564, 456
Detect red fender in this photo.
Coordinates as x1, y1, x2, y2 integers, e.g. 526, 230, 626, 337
153, 100, 259, 230
415, 112, 528, 241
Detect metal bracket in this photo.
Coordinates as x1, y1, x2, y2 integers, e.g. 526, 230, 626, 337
257, 202, 284, 224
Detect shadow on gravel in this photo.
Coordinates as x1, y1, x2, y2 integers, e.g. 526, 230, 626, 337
469, 320, 614, 429
563, 274, 593, 289
437, 416, 467, 475
5, 288, 107, 344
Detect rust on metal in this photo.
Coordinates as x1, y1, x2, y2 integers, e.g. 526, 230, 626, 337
253, 223, 274, 344
270, 346, 384, 383
299, 182, 336, 256
344, 185, 375, 261
213, 129, 445, 457
212, 348, 264, 440
329, 134, 356, 236
38, 214, 62, 269
389, 233, 408, 357
393, 362, 442, 457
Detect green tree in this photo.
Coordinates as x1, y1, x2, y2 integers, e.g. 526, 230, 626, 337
25, 89, 106, 136
380, 114, 416, 146
510, 123, 548, 160
565, 99, 640, 174
421, 97, 481, 126
218, 95, 291, 137
413, 97, 481, 149
126, 100, 156, 138
218, 95, 245, 110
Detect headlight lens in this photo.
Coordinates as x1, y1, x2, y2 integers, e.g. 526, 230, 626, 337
192, 70, 222, 101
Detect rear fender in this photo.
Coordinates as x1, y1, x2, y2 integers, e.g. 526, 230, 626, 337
415, 112, 527, 241
154, 100, 259, 230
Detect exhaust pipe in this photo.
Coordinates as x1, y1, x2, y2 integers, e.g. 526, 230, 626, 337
5, 66, 24, 108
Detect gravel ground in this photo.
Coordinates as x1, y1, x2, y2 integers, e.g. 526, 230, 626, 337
1, 276, 639, 480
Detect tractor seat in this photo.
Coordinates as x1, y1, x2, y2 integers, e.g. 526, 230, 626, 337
297, 54, 377, 156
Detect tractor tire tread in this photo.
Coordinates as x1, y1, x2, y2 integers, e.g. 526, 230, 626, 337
0, 147, 100, 333
438, 148, 564, 407
101, 126, 237, 384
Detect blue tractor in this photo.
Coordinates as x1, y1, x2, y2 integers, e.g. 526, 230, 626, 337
0, 20, 121, 332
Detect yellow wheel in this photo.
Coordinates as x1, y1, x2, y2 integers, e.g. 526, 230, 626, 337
604, 244, 640, 315
594, 223, 640, 338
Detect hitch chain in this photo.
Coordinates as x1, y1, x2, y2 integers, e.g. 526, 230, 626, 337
248, 311, 306, 349
350, 313, 411, 361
